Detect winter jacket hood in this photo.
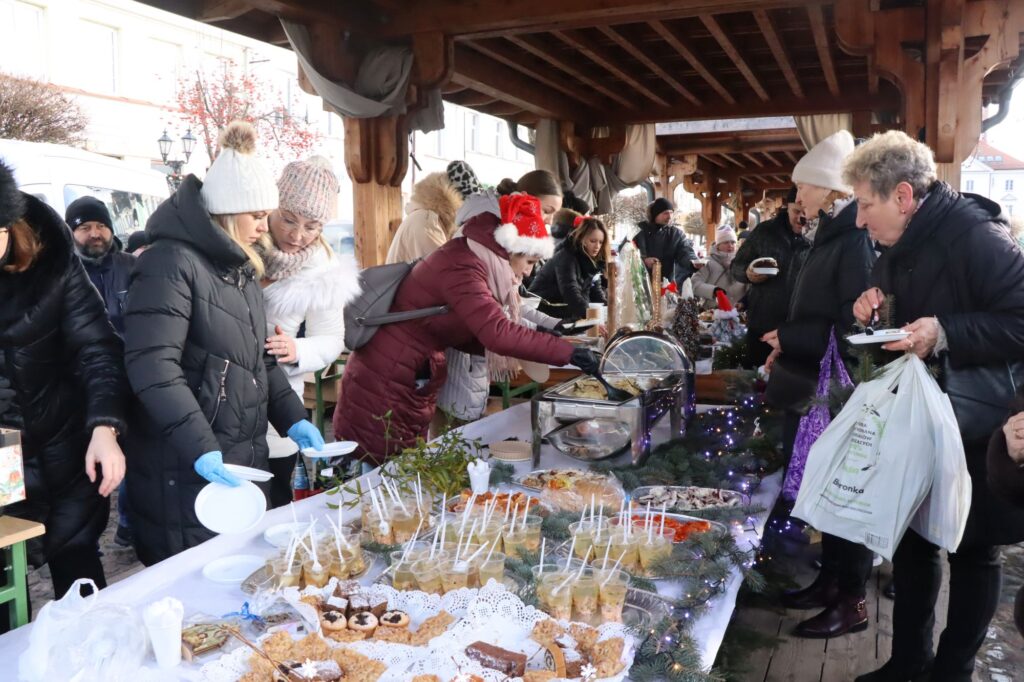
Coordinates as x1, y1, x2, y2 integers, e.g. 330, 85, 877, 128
455, 189, 501, 227
406, 172, 462, 239
145, 174, 249, 272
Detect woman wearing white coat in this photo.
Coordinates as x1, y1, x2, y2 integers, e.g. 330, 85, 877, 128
690, 226, 748, 307
260, 157, 361, 507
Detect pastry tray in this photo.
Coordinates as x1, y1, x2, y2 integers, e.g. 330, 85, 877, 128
241, 550, 381, 595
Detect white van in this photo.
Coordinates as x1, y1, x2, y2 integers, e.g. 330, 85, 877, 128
0, 139, 169, 239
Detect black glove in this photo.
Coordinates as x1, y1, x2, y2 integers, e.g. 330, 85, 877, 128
0, 377, 15, 417
570, 348, 601, 375
537, 325, 563, 337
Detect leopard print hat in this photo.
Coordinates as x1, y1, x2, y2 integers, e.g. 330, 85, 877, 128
446, 160, 481, 200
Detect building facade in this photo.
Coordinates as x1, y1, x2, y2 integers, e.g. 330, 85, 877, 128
0, 0, 533, 221
960, 138, 1024, 217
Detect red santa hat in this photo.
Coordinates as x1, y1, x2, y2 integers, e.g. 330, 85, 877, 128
715, 290, 734, 312
494, 193, 554, 259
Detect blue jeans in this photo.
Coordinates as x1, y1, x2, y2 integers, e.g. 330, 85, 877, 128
116, 477, 130, 529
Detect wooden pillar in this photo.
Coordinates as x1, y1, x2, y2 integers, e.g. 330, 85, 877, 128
344, 115, 409, 267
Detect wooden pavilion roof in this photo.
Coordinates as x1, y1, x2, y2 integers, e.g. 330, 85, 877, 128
144, 0, 1023, 196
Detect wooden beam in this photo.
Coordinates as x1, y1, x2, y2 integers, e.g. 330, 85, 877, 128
448, 89, 499, 107
412, 31, 453, 88
506, 35, 636, 109
604, 87, 897, 124
761, 151, 781, 166
807, 5, 841, 97
649, 20, 735, 105
197, 0, 250, 22
371, 0, 833, 40
753, 9, 804, 98
719, 153, 745, 168
658, 128, 805, 154
598, 25, 701, 105
451, 44, 577, 120
552, 29, 670, 107
464, 39, 604, 108
700, 15, 769, 101
784, 150, 800, 164
720, 164, 792, 180
741, 152, 765, 166
701, 154, 729, 168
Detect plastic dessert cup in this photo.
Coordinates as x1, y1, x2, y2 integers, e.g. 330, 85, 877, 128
637, 529, 674, 575
302, 560, 330, 588
596, 568, 629, 623
478, 552, 506, 586
413, 556, 444, 595
571, 567, 599, 622
440, 558, 470, 593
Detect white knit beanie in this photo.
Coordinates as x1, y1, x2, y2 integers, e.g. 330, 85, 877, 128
200, 121, 279, 215
792, 130, 856, 194
716, 226, 738, 245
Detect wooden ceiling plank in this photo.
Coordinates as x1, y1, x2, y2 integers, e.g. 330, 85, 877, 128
649, 20, 735, 104
784, 150, 800, 163
702, 154, 729, 168
370, 0, 832, 40
720, 153, 745, 167
807, 5, 841, 97
700, 15, 769, 101
741, 152, 765, 166
506, 35, 637, 109
761, 151, 781, 165
753, 9, 804, 98
464, 40, 603, 108
451, 44, 577, 120
552, 29, 670, 107
598, 25, 701, 105
197, 0, 251, 22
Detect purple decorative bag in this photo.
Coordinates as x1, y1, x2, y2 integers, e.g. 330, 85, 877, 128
782, 331, 853, 501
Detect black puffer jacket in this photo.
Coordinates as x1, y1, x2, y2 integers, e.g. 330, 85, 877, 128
0, 193, 128, 563
529, 241, 606, 320
731, 210, 811, 336
634, 221, 697, 288
872, 181, 1024, 546
79, 238, 135, 336
776, 200, 875, 365
124, 176, 306, 565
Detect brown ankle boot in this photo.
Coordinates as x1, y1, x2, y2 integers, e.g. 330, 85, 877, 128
781, 572, 840, 610
793, 594, 868, 639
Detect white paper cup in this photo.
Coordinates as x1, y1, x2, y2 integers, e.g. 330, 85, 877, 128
143, 598, 184, 669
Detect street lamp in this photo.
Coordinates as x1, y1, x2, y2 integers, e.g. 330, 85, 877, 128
157, 129, 195, 192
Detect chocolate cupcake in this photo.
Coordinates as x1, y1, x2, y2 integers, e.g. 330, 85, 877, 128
321, 610, 348, 632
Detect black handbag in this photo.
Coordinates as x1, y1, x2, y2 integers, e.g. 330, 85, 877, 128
941, 357, 1024, 443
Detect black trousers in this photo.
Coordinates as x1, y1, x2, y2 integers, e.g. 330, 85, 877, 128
821, 532, 874, 598
746, 330, 773, 369
891, 529, 1001, 681
268, 453, 297, 509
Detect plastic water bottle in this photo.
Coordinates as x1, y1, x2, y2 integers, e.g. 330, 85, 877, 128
292, 456, 312, 500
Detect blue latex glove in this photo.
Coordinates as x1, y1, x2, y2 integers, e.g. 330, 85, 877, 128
194, 451, 241, 487
288, 419, 325, 451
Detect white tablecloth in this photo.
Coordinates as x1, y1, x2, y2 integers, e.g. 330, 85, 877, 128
0, 402, 780, 678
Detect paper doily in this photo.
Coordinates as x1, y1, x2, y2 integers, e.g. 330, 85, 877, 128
200, 581, 633, 682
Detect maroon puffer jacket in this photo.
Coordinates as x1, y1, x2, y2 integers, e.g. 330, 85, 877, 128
334, 212, 574, 464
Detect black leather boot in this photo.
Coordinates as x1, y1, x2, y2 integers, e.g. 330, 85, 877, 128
781, 571, 840, 610
793, 594, 869, 638
855, 658, 933, 682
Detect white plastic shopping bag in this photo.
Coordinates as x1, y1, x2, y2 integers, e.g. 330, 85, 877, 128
19, 578, 146, 682
793, 356, 963, 560
909, 387, 972, 552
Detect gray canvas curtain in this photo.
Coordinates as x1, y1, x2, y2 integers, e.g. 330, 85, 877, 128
536, 120, 656, 214
281, 19, 443, 133
794, 113, 853, 150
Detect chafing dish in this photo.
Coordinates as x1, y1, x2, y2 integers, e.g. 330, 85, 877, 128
531, 331, 694, 467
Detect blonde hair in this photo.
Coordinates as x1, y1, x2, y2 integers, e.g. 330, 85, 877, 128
213, 214, 265, 277
842, 130, 937, 199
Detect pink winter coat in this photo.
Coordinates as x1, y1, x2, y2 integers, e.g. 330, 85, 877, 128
334, 212, 574, 464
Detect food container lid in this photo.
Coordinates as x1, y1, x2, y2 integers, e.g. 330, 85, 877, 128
600, 331, 691, 375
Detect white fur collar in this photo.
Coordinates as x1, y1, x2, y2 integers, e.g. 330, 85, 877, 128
263, 250, 362, 318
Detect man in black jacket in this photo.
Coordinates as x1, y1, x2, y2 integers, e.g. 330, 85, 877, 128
731, 193, 810, 367
66, 196, 135, 337
634, 197, 700, 290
